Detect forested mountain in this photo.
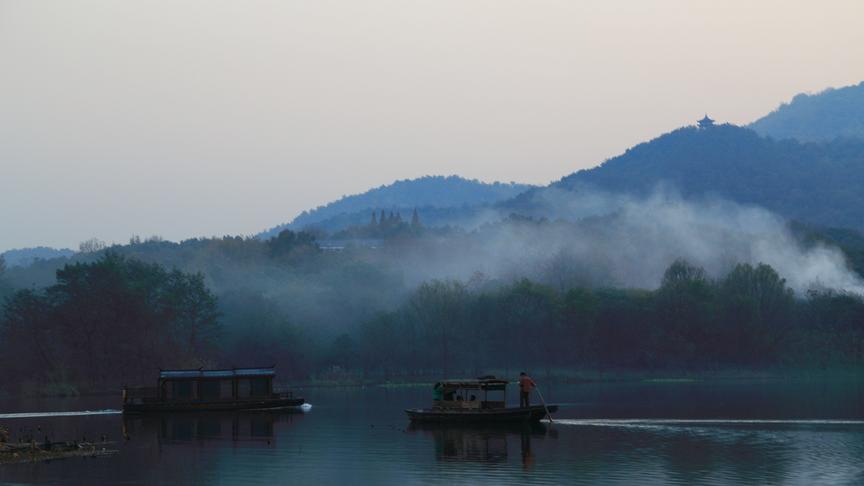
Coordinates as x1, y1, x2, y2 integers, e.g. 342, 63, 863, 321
7, 86, 864, 393
260, 175, 532, 237
750, 82, 864, 142
4, 214, 864, 393
1, 247, 75, 267
507, 123, 864, 231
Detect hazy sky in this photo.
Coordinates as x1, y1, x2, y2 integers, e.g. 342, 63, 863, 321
2, 0, 863, 251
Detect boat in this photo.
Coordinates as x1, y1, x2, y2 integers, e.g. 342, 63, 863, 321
405, 377, 557, 423
122, 367, 304, 413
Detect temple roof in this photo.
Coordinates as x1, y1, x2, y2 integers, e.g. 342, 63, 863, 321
698, 114, 715, 127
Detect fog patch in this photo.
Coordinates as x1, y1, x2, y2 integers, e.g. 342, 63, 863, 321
394, 187, 864, 295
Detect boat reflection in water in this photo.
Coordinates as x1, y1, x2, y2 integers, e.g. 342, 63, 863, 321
122, 411, 304, 446
409, 422, 553, 469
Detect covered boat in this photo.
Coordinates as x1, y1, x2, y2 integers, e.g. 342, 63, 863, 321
405, 377, 557, 423
122, 367, 304, 413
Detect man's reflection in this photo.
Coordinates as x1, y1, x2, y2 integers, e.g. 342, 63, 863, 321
520, 426, 534, 470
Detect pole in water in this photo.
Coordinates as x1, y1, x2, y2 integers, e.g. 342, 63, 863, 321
535, 386, 553, 424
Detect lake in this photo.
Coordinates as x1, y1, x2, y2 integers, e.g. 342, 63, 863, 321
1, 379, 863, 485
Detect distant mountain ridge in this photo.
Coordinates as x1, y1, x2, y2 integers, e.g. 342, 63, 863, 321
1, 247, 75, 267
750, 82, 864, 142
505, 123, 864, 231
259, 81, 864, 239
260, 175, 533, 238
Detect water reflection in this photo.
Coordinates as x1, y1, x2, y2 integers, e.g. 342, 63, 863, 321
0, 382, 862, 485
409, 422, 552, 470
122, 411, 303, 445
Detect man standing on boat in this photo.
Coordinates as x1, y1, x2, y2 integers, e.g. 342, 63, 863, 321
519, 372, 536, 408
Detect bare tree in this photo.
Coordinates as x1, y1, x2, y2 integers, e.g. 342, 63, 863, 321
79, 238, 106, 253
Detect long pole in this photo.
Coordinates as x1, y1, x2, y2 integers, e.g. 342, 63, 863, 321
534, 386, 553, 424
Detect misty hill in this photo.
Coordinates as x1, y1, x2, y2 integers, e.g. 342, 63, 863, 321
507, 123, 864, 231
1, 247, 74, 268
260, 175, 532, 237
750, 81, 864, 142
285, 205, 493, 235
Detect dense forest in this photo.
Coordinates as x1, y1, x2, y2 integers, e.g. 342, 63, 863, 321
0, 254, 219, 395
348, 261, 864, 377
750, 81, 864, 142
2, 221, 864, 395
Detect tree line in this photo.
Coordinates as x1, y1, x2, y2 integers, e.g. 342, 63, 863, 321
2, 253, 862, 395
335, 260, 864, 378
0, 254, 220, 394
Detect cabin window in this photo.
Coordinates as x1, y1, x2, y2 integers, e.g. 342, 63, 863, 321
219, 380, 233, 399
199, 380, 220, 400
169, 380, 193, 400
237, 379, 251, 398
250, 378, 270, 397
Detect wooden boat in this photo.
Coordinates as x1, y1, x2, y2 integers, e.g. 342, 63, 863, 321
405, 377, 558, 423
122, 367, 304, 414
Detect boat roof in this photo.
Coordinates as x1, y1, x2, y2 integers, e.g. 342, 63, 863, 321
159, 367, 275, 380
436, 378, 509, 390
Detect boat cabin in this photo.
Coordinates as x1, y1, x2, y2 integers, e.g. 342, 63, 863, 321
124, 367, 276, 405
122, 366, 305, 413
432, 378, 509, 411
159, 367, 275, 401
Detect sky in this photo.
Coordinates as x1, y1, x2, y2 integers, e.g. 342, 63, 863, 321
1, 0, 863, 252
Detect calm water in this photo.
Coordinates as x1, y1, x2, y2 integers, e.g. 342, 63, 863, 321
1, 380, 863, 485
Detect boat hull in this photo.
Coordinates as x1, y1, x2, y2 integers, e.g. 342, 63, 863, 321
123, 397, 305, 414
405, 405, 557, 423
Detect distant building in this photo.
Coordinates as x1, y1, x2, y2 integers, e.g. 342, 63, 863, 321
698, 114, 715, 129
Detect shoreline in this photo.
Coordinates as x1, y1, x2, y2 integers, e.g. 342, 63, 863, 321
3, 367, 861, 399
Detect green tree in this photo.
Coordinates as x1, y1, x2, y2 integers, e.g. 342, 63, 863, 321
267, 230, 318, 259
0, 253, 221, 391
654, 259, 715, 366
561, 287, 599, 366
409, 280, 469, 377
718, 263, 795, 364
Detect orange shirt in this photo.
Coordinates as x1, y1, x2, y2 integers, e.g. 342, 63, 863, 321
519, 375, 535, 392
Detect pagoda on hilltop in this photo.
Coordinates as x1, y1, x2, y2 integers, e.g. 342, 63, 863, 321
698, 114, 715, 129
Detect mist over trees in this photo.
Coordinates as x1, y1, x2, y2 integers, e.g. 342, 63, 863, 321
507, 124, 864, 232
0, 247, 75, 268
2, 251, 862, 395
3, 215, 864, 394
